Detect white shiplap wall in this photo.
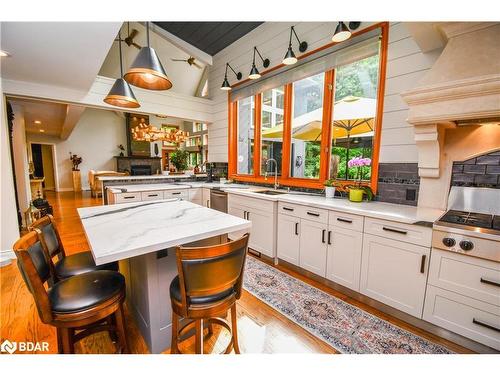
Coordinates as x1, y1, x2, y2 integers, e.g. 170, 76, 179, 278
206, 22, 443, 164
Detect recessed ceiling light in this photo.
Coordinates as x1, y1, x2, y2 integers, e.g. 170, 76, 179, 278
39, 129, 45, 133
34, 120, 42, 125
0, 50, 11, 57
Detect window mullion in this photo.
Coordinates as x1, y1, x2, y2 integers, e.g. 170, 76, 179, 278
281, 83, 292, 180
320, 69, 335, 182
254, 93, 262, 177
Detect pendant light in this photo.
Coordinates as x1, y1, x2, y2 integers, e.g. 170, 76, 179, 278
124, 22, 172, 90
283, 26, 308, 65
220, 63, 242, 91
248, 46, 270, 80
332, 21, 352, 43
104, 30, 140, 108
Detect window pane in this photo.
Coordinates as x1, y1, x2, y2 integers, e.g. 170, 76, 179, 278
331, 53, 379, 181
290, 73, 325, 179
260, 86, 285, 176
237, 96, 254, 175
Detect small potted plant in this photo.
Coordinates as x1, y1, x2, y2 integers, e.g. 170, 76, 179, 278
347, 157, 374, 202
324, 179, 338, 198
117, 144, 125, 157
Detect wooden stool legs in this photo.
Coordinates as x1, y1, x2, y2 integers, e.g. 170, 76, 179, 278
231, 305, 240, 354
114, 304, 130, 354
170, 305, 241, 354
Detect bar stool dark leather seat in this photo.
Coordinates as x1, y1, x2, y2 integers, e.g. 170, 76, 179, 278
30, 215, 118, 280
169, 233, 249, 354
13, 230, 129, 354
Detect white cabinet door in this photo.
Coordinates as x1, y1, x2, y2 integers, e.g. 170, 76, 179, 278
227, 205, 247, 241
247, 209, 275, 258
299, 219, 328, 277
360, 234, 430, 318
188, 188, 202, 205
326, 227, 363, 291
202, 188, 211, 208
277, 214, 300, 265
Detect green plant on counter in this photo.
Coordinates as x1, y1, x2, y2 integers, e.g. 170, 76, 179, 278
170, 150, 189, 172
324, 179, 340, 188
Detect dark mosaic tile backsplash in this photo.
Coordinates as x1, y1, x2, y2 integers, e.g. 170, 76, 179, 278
376, 163, 420, 206
451, 150, 500, 189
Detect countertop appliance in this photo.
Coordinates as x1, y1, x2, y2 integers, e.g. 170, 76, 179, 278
433, 186, 500, 262
210, 189, 228, 213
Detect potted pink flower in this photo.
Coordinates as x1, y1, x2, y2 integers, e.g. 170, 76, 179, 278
347, 157, 374, 202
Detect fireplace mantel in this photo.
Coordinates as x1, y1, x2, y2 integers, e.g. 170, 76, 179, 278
115, 156, 162, 175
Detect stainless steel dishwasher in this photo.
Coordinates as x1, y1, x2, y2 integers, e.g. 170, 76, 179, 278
210, 189, 228, 213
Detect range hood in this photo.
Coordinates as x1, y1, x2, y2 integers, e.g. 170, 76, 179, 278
401, 22, 500, 179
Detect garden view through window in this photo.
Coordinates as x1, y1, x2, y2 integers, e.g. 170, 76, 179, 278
237, 96, 254, 175
261, 86, 284, 176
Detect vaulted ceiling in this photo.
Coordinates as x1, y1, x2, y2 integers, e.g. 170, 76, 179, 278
153, 22, 263, 56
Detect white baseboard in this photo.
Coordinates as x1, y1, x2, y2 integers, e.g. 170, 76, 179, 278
0, 249, 16, 267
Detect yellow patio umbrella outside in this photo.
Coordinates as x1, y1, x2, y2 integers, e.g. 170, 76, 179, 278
261, 95, 376, 141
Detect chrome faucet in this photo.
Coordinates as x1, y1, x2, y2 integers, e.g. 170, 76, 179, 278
264, 158, 279, 190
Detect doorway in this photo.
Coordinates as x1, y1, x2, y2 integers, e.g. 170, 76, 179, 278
30, 143, 56, 191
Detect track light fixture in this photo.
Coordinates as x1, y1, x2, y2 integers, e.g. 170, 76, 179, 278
104, 30, 140, 108
283, 26, 308, 65
331, 21, 361, 43
124, 22, 172, 90
220, 63, 242, 91
248, 46, 270, 80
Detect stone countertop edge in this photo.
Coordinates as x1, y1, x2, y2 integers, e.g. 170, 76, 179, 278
224, 189, 444, 225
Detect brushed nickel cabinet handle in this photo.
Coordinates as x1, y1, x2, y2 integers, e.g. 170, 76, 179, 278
383, 226, 408, 235
420, 254, 426, 274
337, 218, 352, 223
473, 318, 500, 333
480, 277, 500, 288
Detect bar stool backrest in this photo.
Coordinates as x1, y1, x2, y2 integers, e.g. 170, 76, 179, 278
30, 214, 65, 259
13, 230, 53, 323
175, 233, 250, 309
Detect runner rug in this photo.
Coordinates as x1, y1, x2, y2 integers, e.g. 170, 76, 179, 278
243, 256, 453, 354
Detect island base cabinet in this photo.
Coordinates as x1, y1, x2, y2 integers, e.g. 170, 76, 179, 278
277, 214, 300, 265
299, 220, 327, 277
326, 227, 363, 291
360, 234, 430, 318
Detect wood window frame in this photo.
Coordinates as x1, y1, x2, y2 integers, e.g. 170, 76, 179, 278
228, 22, 389, 192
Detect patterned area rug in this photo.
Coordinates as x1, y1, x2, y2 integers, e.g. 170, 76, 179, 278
243, 256, 453, 354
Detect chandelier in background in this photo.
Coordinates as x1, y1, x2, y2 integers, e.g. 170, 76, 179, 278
131, 120, 189, 143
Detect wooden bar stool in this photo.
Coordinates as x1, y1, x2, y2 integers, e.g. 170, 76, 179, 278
169, 233, 249, 354
30, 215, 118, 281
13, 230, 129, 354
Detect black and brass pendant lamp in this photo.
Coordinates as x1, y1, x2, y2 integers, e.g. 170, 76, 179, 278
104, 30, 140, 108
220, 63, 242, 91
124, 22, 172, 90
248, 46, 270, 80
332, 22, 361, 43
282, 26, 308, 65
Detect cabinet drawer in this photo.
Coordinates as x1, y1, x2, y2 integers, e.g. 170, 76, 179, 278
141, 191, 163, 201
364, 217, 432, 246
229, 194, 275, 213
423, 285, 500, 351
329, 211, 364, 232
278, 202, 300, 217
164, 190, 188, 199
114, 193, 141, 203
428, 249, 500, 306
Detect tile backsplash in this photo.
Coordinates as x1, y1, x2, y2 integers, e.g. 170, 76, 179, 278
376, 163, 420, 206
451, 150, 500, 188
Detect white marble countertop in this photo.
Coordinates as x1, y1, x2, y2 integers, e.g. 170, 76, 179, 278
78, 199, 251, 265
98, 174, 206, 181
107, 182, 253, 193
226, 189, 444, 225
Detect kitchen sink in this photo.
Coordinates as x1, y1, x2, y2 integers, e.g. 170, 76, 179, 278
254, 190, 289, 195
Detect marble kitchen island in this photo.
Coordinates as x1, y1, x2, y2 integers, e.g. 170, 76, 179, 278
77, 199, 251, 353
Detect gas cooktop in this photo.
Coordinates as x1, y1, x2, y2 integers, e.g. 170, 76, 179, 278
438, 210, 500, 231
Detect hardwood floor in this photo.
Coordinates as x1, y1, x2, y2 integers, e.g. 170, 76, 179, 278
0, 191, 471, 354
